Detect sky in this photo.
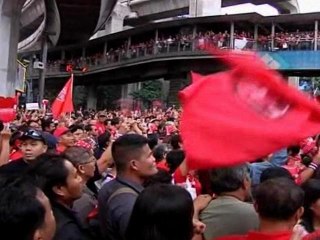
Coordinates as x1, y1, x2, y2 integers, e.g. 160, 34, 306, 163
222, 0, 320, 16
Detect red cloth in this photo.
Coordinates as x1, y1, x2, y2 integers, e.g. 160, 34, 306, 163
216, 231, 293, 240
156, 161, 170, 172
9, 150, 23, 161
51, 75, 74, 119
179, 51, 320, 169
174, 168, 202, 195
96, 122, 106, 135
74, 140, 92, 151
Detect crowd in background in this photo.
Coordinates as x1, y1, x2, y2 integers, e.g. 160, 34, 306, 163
2, 105, 320, 239
43, 29, 318, 73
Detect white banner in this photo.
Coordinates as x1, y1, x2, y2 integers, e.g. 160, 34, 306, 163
26, 103, 40, 110
234, 38, 248, 50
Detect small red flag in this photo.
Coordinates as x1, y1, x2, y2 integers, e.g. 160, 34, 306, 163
51, 75, 74, 119
179, 50, 320, 169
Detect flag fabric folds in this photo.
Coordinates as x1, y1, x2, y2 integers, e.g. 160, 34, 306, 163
179, 50, 320, 170
51, 75, 74, 119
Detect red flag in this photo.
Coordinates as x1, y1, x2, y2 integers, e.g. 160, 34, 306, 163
51, 75, 74, 119
179, 50, 320, 169
0, 97, 16, 123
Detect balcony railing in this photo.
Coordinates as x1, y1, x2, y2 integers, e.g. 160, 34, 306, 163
27, 38, 320, 78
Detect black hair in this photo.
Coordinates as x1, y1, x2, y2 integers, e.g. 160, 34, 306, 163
0, 121, 3, 132
170, 134, 182, 150
166, 150, 185, 174
84, 124, 93, 132
111, 134, 149, 173
126, 184, 194, 240
143, 169, 173, 187
288, 146, 300, 157
69, 124, 84, 133
0, 177, 46, 240
97, 131, 111, 149
209, 164, 249, 195
41, 119, 53, 131
260, 167, 294, 183
147, 134, 158, 150
153, 144, 168, 163
111, 117, 120, 126
26, 154, 70, 201
301, 179, 320, 232
255, 178, 304, 221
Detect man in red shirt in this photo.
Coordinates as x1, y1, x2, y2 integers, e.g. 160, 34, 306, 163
96, 112, 107, 135
54, 126, 75, 153
217, 178, 304, 240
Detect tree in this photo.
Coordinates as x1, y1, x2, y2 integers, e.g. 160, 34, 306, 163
130, 80, 163, 108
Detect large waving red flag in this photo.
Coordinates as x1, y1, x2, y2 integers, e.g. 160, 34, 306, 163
179, 50, 320, 169
51, 75, 74, 119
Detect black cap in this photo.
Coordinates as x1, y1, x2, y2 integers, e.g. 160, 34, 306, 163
20, 129, 47, 144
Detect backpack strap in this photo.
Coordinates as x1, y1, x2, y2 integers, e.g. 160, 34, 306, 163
107, 187, 138, 205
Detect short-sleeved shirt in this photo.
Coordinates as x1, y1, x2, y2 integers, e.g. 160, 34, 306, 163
98, 177, 143, 240
200, 196, 259, 240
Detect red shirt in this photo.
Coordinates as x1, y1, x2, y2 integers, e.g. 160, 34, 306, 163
216, 231, 293, 240
9, 150, 23, 161
156, 161, 170, 172
174, 168, 202, 195
96, 122, 106, 135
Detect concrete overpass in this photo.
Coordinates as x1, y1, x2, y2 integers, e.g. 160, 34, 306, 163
124, 0, 299, 26
0, 0, 117, 96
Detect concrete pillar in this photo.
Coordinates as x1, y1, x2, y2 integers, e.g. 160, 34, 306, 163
61, 50, 66, 60
38, 38, 48, 105
87, 85, 97, 110
121, 84, 129, 99
154, 29, 159, 54
271, 22, 275, 51
254, 24, 259, 50
230, 22, 235, 49
103, 42, 108, 54
0, 0, 26, 96
315, 20, 318, 51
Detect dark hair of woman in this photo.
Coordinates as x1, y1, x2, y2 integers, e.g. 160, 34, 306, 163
301, 179, 320, 232
126, 184, 194, 240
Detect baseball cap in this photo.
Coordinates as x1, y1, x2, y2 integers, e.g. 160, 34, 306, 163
20, 129, 47, 144
42, 132, 58, 150
53, 127, 71, 138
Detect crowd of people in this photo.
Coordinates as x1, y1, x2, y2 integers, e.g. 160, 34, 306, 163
2, 106, 320, 240
43, 29, 318, 74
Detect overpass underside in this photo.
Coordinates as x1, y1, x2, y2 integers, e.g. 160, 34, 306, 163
126, 0, 299, 26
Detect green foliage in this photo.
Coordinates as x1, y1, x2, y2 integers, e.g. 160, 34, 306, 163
130, 80, 162, 107
97, 85, 122, 110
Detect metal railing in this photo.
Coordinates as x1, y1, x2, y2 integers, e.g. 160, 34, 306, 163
27, 37, 320, 78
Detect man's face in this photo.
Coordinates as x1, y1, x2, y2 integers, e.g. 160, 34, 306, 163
57, 160, 84, 201
20, 139, 48, 161
73, 129, 84, 142
49, 123, 56, 133
134, 144, 158, 178
90, 126, 98, 137
59, 132, 75, 147
98, 115, 106, 123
